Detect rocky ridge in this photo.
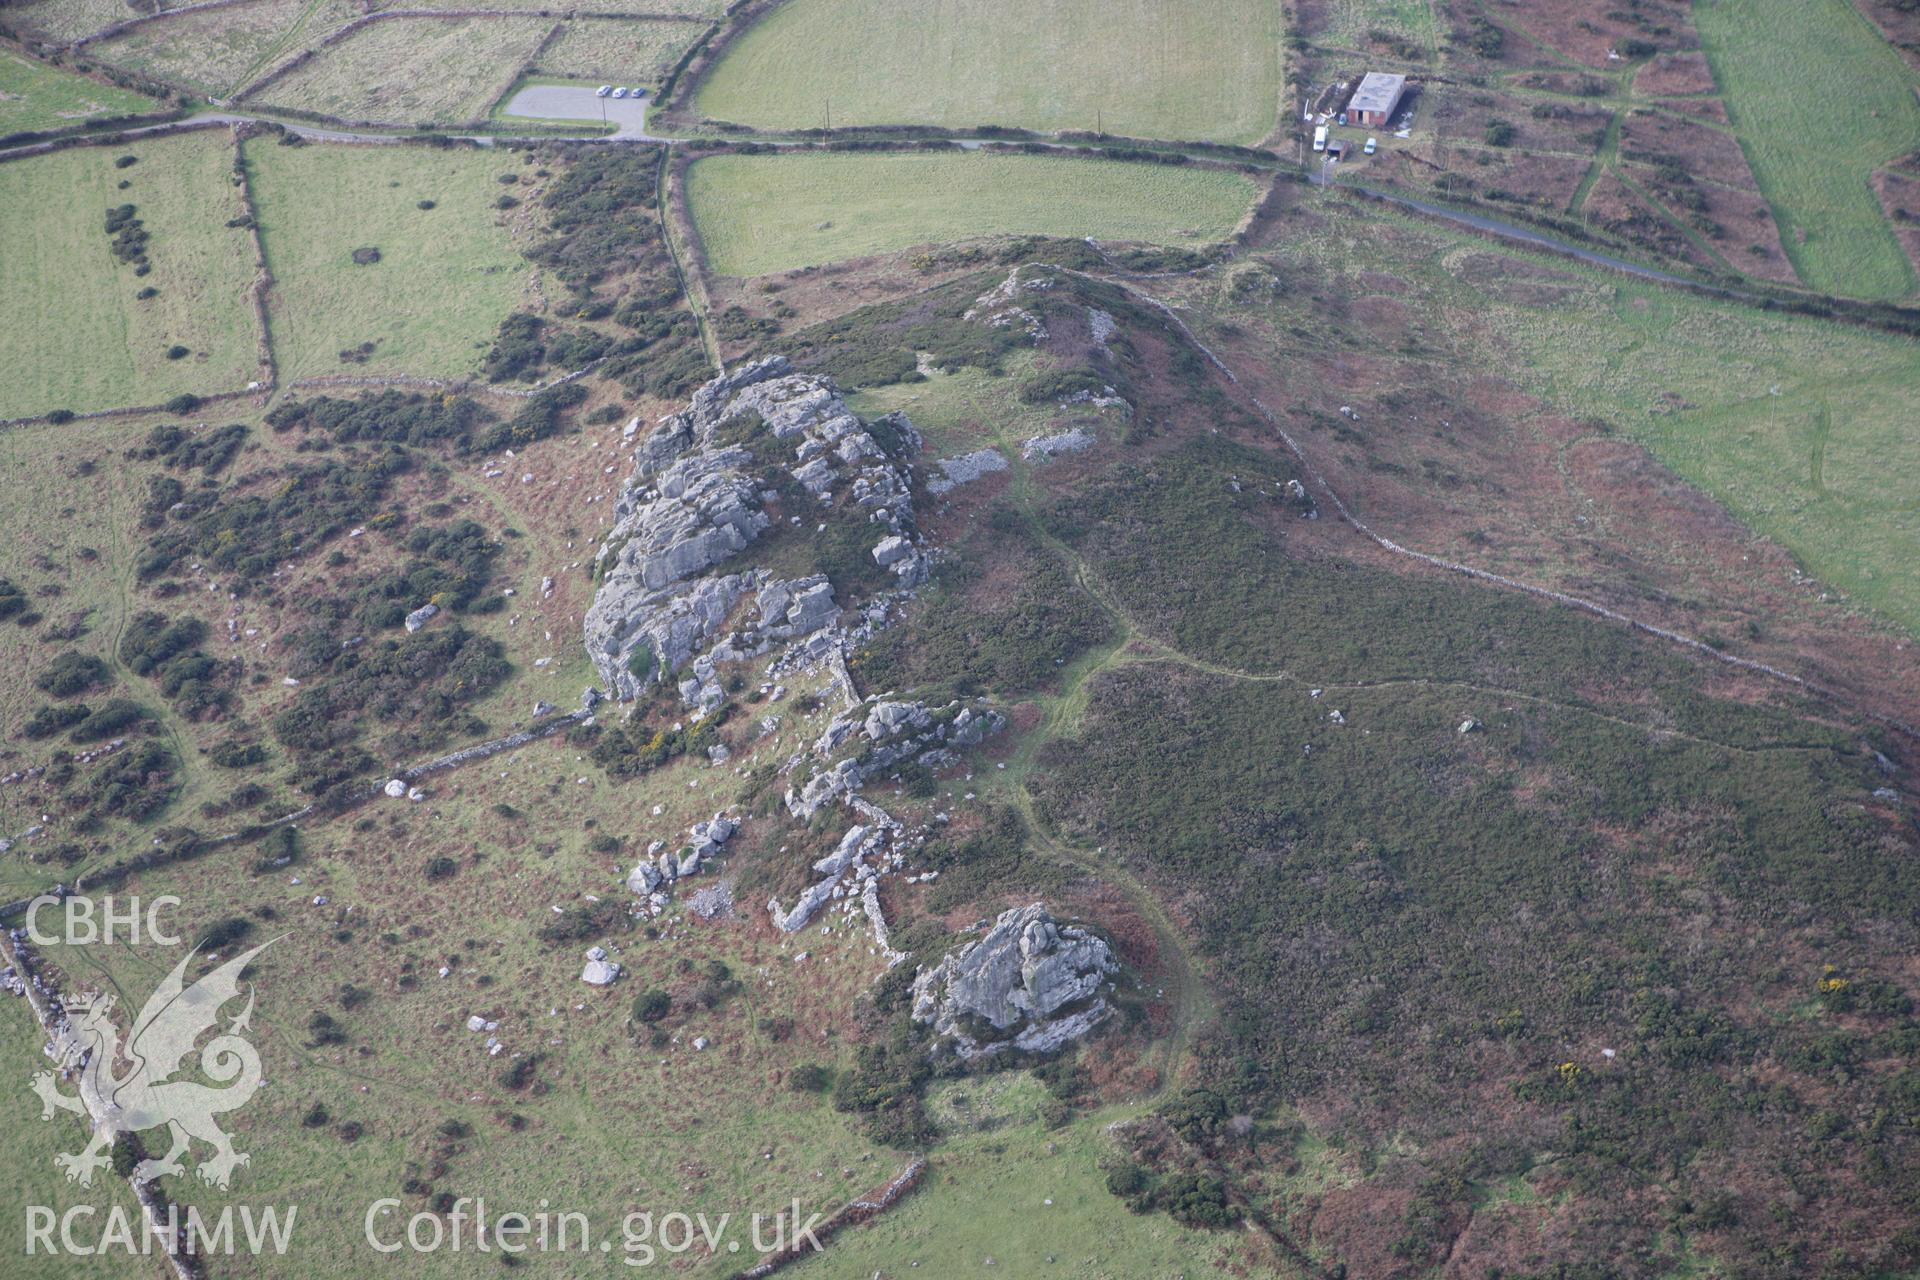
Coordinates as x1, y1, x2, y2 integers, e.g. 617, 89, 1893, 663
784, 695, 1004, 820
584, 357, 930, 706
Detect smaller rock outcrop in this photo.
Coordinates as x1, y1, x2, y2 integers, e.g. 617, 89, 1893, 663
625, 811, 737, 910
785, 696, 1003, 819
911, 904, 1117, 1060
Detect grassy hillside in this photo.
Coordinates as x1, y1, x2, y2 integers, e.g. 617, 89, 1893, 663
1696, 0, 1920, 299
0, 129, 260, 418
247, 139, 532, 381
0, 48, 156, 135
694, 0, 1283, 144
687, 151, 1256, 276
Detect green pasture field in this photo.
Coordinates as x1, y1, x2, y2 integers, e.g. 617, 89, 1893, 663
252, 14, 552, 124
0, 48, 156, 135
0, 129, 260, 419
90, 0, 359, 100
1246, 202, 1920, 636
803, 1071, 1243, 1279
536, 17, 704, 84
1695, 0, 1920, 300
694, 0, 1283, 144
687, 151, 1258, 276
246, 139, 532, 381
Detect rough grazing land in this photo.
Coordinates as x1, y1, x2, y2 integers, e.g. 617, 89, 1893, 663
0, 130, 259, 418
536, 17, 703, 83
1695, 0, 1920, 299
401, 0, 726, 10
0, 415, 181, 894
3, 0, 128, 43
254, 15, 553, 124
248, 140, 532, 381
1303, 0, 1438, 56
0, 996, 150, 1277
0, 48, 155, 134
1246, 203, 1920, 639
22, 761, 890, 1280
695, 0, 1283, 143
688, 151, 1257, 276
90, 0, 358, 99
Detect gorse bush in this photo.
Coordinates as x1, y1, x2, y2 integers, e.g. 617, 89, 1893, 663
35, 652, 110, 698
129, 422, 248, 474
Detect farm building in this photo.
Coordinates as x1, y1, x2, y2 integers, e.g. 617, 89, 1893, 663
1348, 72, 1406, 128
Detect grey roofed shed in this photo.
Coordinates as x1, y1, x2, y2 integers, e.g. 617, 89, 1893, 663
1348, 72, 1407, 121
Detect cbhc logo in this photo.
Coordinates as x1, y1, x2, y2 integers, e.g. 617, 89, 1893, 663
25, 895, 182, 947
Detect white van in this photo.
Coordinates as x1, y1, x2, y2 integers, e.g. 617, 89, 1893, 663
1363, 136, 1378, 155
1312, 124, 1328, 152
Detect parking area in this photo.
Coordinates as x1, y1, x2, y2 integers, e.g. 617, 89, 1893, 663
502, 83, 654, 139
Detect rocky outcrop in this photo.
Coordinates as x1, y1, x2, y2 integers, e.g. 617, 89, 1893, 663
1022, 426, 1096, 461
964, 267, 1054, 341
927, 447, 1009, 494
911, 904, 1117, 1060
584, 357, 925, 703
785, 696, 1003, 820
581, 952, 621, 985
625, 811, 737, 914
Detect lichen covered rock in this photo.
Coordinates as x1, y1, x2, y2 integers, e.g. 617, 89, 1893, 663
584, 357, 923, 702
911, 904, 1117, 1060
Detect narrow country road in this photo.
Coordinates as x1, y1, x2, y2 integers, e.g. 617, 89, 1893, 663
0, 104, 1733, 297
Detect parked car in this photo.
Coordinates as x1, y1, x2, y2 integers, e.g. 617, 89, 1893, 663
611, 87, 627, 99
595, 85, 611, 98
628, 88, 645, 99
1313, 124, 1328, 152
1363, 136, 1378, 155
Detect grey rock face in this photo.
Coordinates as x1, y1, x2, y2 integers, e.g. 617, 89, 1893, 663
626, 861, 662, 895
926, 447, 1009, 494
911, 904, 1117, 1060
1021, 427, 1095, 462
625, 811, 736, 906
766, 821, 896, 934
583, 358, 920, 704
784, 697, 1003, 819
404, 603, 439, 633
580, 959, 620, 986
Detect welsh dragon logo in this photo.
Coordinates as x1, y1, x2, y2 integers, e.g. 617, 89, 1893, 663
32, 940, 275, 1190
